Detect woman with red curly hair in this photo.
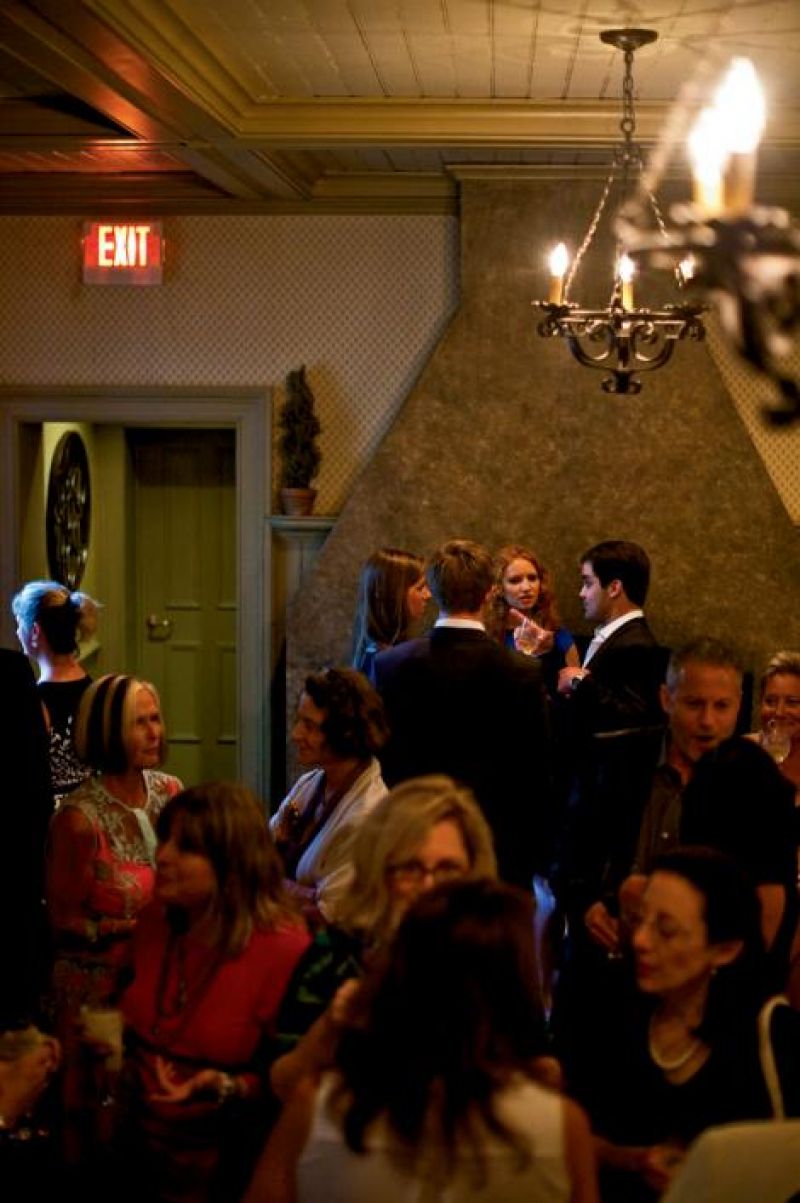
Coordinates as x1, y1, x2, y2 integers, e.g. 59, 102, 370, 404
486, 545, 578, 694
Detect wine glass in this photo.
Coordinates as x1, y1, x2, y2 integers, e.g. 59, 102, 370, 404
513, 619, 553, 657
761, 718, 791, 765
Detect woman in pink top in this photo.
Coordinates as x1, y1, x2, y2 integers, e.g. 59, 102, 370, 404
46, 674, 182, 1027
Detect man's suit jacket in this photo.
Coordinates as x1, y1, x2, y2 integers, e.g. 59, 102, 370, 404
570, 615, 666, 735
0, 649, 53, 1023
374, 626, 551, 887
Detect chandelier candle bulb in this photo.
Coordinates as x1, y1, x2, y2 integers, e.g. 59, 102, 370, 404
678, 255, 696, 285
716, 58, 766, 214
618, 255, 635, 309
548, 243, 569, 304
688, 109, 726, 218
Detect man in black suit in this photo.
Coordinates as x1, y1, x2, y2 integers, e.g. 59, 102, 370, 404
374, 539, 551, 888
0, 649, 53, 1025
557, 539, 665, 733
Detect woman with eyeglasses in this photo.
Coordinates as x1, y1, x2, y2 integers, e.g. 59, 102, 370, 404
267, 775, 498, 1100
577, 847, 800, 1203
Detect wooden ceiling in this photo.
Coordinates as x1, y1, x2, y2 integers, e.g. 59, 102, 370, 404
1, 0, 799, 214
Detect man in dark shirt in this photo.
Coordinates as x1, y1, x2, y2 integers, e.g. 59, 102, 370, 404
554, 637, 796, 1081
567, 637, 795, 958
374, 538, 552, 889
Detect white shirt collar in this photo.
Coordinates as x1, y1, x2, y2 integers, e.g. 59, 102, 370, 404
594, 609, 644, 641
434, 617, 486, 632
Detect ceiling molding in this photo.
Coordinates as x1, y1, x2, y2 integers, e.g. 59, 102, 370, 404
231, 99, 800, 152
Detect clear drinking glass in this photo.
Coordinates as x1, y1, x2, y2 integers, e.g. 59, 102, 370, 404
761, 718, 791, 765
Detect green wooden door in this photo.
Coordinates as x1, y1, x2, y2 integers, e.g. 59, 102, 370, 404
131, 429, 237, 786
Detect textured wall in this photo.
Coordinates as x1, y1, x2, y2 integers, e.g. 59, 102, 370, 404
287, 178, 800, 723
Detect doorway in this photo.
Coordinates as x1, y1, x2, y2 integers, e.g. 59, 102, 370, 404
0, 388, 270, 796
130, 429, 237, 785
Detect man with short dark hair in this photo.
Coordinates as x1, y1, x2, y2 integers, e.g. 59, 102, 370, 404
567, 637, 795, 958
554, 637, 796, 1085
374, 538, 551, 888
557, 539, 664, 733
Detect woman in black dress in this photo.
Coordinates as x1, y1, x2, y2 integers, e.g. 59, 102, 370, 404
13, 580, 99, 802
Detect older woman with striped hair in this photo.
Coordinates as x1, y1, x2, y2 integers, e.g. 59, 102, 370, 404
46, 673, 182, 1025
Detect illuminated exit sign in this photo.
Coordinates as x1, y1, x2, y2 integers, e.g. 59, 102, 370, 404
82, 221, 164, 285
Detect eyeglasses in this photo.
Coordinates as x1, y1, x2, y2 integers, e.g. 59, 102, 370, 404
386, 859, 467, 887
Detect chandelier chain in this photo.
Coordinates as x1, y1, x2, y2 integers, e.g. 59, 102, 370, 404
563, 171, 615, 300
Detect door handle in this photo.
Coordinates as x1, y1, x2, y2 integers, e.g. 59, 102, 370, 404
146, 614, 173, 641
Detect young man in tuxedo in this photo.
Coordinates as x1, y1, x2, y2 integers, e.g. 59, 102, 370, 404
557, 539, 665, 733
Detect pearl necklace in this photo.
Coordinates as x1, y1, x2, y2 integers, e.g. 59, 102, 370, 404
647, 1015, 702, 1072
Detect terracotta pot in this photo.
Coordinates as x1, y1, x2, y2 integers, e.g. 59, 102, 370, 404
280, 487, 317, 516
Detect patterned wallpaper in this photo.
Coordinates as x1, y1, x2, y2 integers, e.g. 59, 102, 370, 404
706, 316, 800, 523
0, 215, 459, 513
0, 213, 798, 518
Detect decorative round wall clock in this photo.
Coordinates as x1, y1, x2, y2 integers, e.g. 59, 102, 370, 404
46, 431, 91, 589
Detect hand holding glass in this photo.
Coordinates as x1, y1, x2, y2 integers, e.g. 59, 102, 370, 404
761, 718, 791, 765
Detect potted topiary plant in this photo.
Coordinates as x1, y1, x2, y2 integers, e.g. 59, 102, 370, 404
277, 364, 322, 516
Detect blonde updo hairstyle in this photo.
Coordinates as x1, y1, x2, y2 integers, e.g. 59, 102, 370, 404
12, 579, 99, 654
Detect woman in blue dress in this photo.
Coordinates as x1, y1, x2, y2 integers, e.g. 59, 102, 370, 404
487, 544, 578, 695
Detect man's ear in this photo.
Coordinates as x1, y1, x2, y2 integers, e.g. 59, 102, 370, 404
659, 682, 673, 718
710, 939, 743, 970
606, 578, 623, 600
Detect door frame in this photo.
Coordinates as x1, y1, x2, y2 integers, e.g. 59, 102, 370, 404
0, 386, 270, 797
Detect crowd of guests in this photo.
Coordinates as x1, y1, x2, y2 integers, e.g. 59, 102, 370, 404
1, 543, 799, 1203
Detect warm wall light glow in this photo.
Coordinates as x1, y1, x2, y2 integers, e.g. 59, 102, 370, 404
548, 242, 569, 303
688, 109, 726, 217
617, 254, 635, 309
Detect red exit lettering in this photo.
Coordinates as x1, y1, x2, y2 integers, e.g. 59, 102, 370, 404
82, 220, 163, 285
97, 224, 151, 267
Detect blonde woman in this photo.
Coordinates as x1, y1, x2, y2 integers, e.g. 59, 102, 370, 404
268, 775, 497, 1098
12, 579, 100, 800
46, 674, 182, 1024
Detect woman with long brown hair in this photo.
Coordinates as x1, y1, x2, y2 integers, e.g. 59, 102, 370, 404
116, 782, 311, 1203
350, 548, 430, 681
246, 879, 598, 1203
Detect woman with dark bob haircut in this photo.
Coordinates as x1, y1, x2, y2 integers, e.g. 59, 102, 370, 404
270, 668, 389, 923
46, 674, 182, 1028
581, 847, 800, 1202
245, 879, 598, 1203
114, 782, 311, 1203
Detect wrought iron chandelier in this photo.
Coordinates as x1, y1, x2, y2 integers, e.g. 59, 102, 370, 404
535, 29, 707, 396
617, 57, 800, 425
